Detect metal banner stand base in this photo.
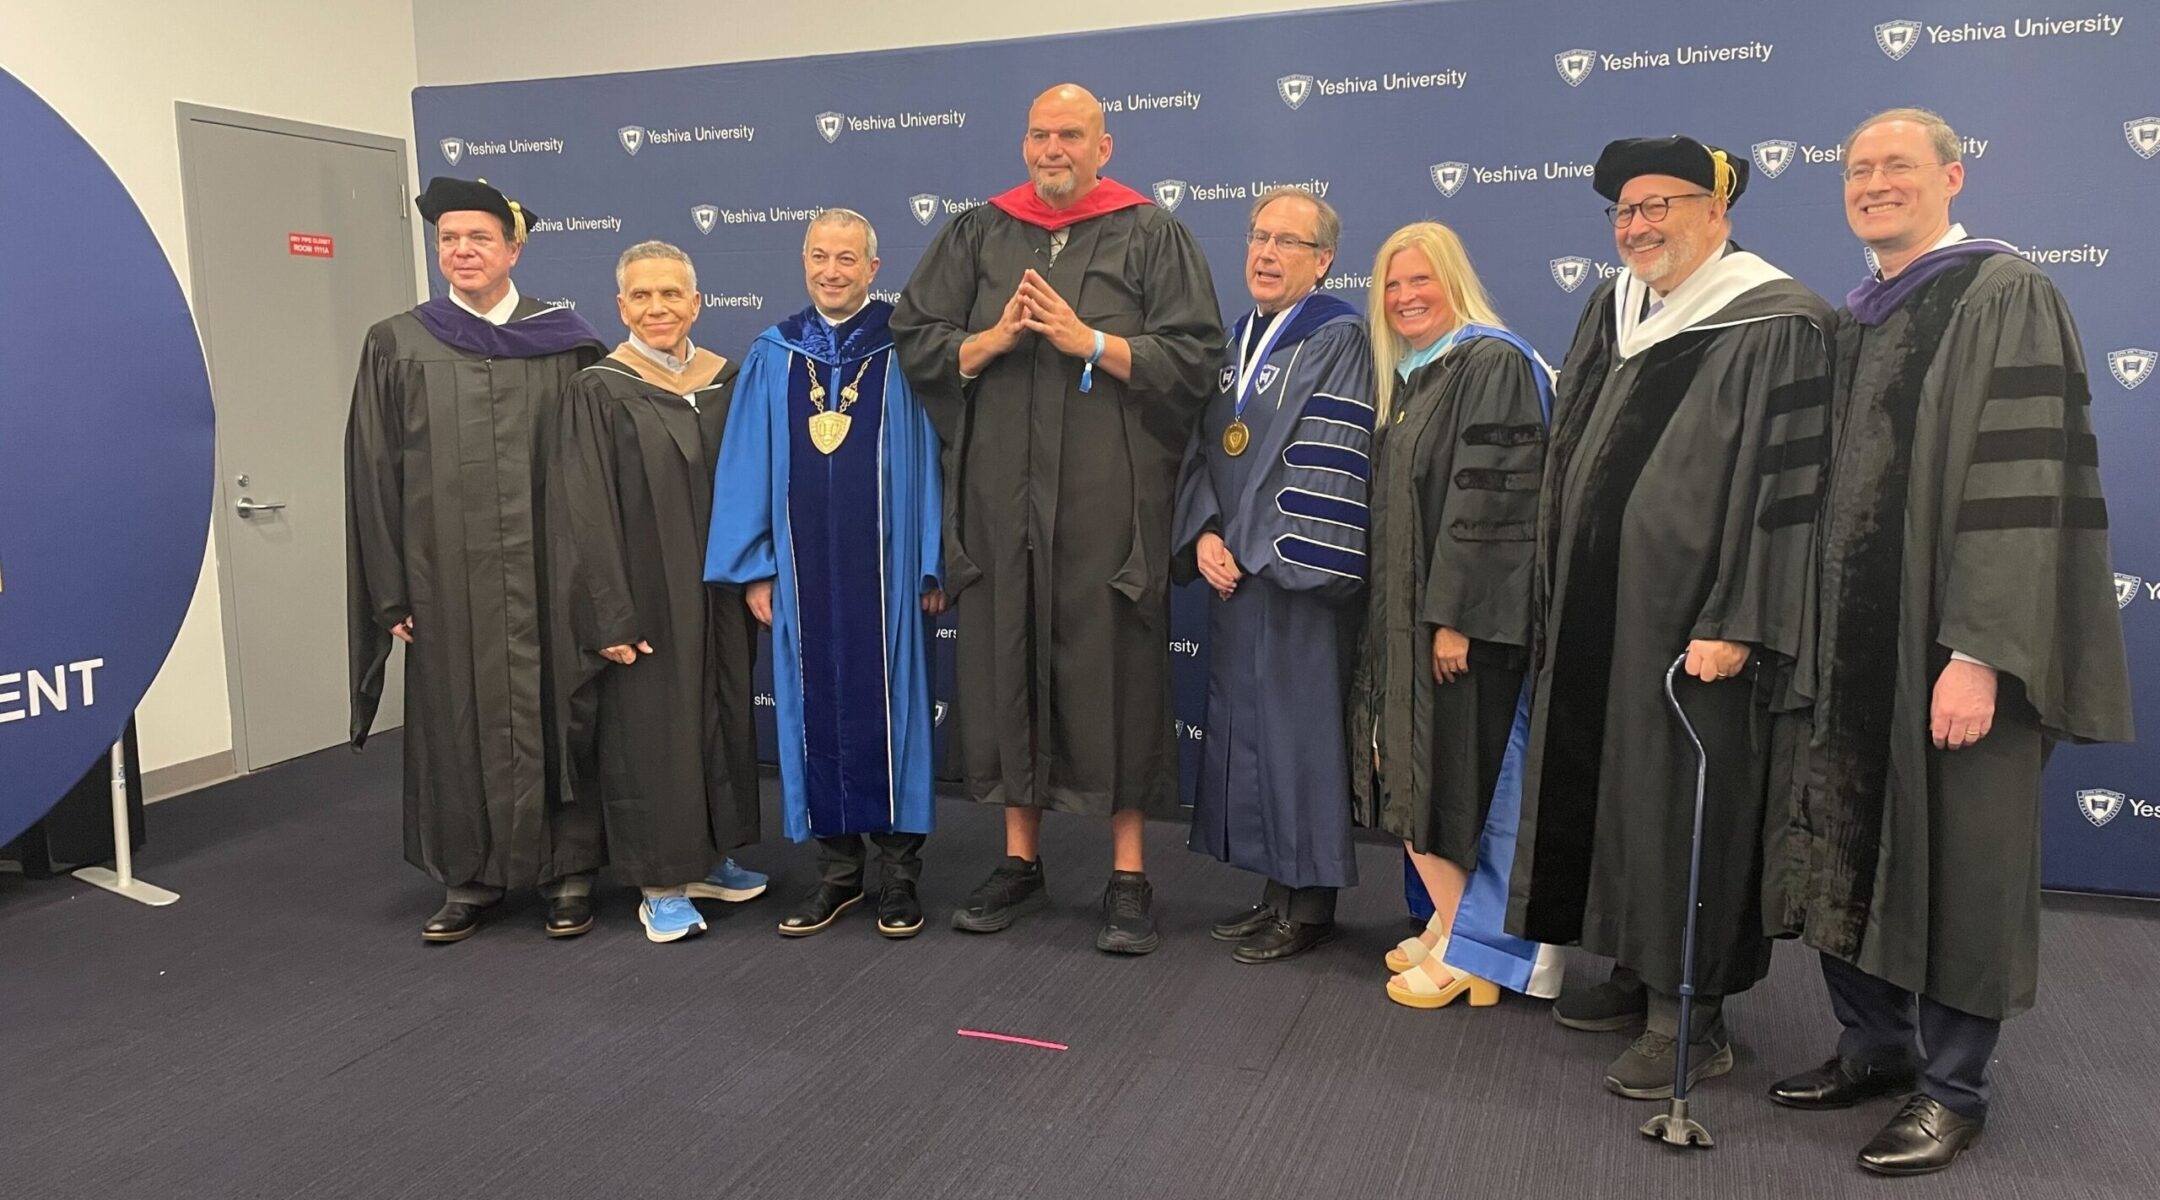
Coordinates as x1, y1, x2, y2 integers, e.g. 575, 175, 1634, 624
70, 740, 179, 907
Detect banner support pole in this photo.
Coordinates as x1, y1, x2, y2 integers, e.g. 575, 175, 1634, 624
71, 739, 179, 906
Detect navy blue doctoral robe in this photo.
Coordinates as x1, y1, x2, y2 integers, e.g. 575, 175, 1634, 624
1171, 294, 1374, 889
705, 302, 942, 841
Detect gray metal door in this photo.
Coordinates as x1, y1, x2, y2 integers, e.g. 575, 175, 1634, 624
178, 107, 416, 771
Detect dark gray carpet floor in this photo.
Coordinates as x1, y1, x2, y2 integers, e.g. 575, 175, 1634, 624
4, 733, 2157, 1199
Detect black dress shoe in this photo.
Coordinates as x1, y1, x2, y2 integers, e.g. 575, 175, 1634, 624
1857, 1095, 1983, 1176
876, 880, 924, 938
778, 883, 863, 937
1769, 1055, 1920, 1110
1210, 904, 1275, 941
1231, 918, 1334, 963
545, 895, 595, 938
422, 902, 487, 943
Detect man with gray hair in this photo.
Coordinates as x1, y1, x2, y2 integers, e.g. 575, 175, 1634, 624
554, 238, 766, 943
1761, 107, 2131, 1175
1171, 187, 1373, 962
708, 209, 946, 940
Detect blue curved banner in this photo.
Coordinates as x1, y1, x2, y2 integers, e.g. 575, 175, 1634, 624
0, 68, 216, 846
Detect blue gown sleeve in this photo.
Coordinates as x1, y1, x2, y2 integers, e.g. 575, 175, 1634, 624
1261, 322, 1377, 600
706, 340, 780, 585
904, 369, 944, 592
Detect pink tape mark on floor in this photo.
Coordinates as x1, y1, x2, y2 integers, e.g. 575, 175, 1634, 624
956, 1028, 1069, 1051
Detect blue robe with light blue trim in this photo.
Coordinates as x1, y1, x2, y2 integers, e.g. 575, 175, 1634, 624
705, 301, 942, 841
1171, 294, 1374, 890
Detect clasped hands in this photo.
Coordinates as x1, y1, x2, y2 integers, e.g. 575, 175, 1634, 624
972, 268, 1095, 361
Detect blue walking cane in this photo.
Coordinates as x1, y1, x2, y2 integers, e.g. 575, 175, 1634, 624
1641, 651, 1716, 1149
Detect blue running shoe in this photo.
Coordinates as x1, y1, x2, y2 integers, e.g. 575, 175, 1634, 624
639, 893, 707, 943
684, 857, 768, 902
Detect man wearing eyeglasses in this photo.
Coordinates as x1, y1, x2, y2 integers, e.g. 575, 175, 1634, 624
893, 84, 1224, 955
1508, 136, 1834, 1101
1170, 187, 1373, 962
1760, 108, 2131, 1176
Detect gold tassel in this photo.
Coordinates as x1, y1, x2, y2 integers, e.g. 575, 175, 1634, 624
1709, 149, 1734, 203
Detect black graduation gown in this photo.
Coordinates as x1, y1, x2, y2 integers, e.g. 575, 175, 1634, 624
1510, 276, 1833, 998
345, 297, 605, 889
892, 202, 1224, 815
552, 358, 761, 886
1351, 336, 1548, 869
1763, 254, 2133, 1020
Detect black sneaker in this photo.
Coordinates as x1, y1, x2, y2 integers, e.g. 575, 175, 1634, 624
1553, 966, 1649, 1032
1603, 1028, 1735, 1099
1096, 870, 1160, 955
951, 856, 1046, 933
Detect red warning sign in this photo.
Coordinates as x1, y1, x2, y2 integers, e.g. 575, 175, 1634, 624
288, 233, 334, 258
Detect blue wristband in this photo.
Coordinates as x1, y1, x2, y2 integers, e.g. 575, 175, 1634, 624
1087, 328, 1106, 365
1080, 328, 1104, 393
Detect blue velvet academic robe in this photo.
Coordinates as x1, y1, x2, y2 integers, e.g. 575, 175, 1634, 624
705, 301, 942, 841
1171, 294, 1374, 890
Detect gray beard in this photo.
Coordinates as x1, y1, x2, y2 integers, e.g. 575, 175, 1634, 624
1035, 175, 1076, 202
1626, 227, 1707, 293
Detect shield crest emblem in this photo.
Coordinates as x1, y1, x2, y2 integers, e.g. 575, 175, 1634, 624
2124, 117, 2160, 160
2115, 573, 2142, 609
1549, 256, 1592, 293
1554, 49, 1596, 87
1218, 365, 1237, 393
909, 193, 939, 226
2078, 789, 2126, 827
1255, 365, 1281, 394
617, 126, 644, 155
934, 701, 949, 727
439, 137, 465, 165
690, 205, 718, 235
1151, 179, 1188, 212
815, 111, 844, 143
1875, 20, 1922, 60
1430, 162, 1469, 197
2110, 348, 2156, 390
1276, 74, 1315, 110
1752, 140, 1798, 180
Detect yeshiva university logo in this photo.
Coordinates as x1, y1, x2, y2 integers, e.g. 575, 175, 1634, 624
2078, 788, 2126, 827
2114, 572, 2142, 610
1555, 48, 1596, 87
1151, 179, 1189, 212
690, 204, 718, 235
1276, 74, 1314, 110
439, 137, 465, 165
1752, 139, 1798, 180
816, 111, 845, 143
1875, 20, 1922, 60
909, 193, 939, 226
1550, 256, 1592, 293
618, 125, 644, 155
1430, 162, 1468, 197
2126, 117, 2160, 160
2111, 348, 2155, 391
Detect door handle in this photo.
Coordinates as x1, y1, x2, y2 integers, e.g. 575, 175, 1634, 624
236, 496, 287, 518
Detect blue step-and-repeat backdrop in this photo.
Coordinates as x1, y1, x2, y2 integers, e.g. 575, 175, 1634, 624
413, 0, 2158, 896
